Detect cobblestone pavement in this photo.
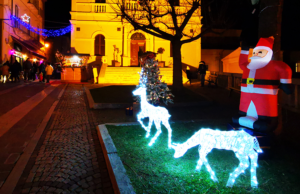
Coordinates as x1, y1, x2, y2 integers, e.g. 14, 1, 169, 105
13, 84, 113, 194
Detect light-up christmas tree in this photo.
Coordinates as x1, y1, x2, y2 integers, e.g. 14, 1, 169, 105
137, 52, 174, 105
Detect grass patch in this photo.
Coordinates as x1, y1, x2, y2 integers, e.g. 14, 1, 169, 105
107, 121, 300, 194
90, 86, 206, 104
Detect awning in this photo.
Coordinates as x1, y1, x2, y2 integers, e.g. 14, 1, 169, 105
11, 36, 46, 59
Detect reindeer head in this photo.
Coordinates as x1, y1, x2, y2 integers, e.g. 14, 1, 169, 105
133, 87, 146, 96
171, 143, 188, 158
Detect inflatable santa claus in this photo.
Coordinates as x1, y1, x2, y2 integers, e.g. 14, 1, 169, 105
232, 37, 293, 132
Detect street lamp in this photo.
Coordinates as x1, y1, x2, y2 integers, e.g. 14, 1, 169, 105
45, 43, 49, 48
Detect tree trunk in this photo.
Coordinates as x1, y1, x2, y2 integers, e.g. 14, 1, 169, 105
258, 0, 283, 60
172, 40, 183, 92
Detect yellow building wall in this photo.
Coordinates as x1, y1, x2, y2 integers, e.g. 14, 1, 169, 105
70, 0, 201, 83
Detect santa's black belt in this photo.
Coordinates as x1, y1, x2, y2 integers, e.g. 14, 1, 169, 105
242, 79, 280, 85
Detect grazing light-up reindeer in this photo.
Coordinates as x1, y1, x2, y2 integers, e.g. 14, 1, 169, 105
133, 86, 173, 147
171, 128, 262, 187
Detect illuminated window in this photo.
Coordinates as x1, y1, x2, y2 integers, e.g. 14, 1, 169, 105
95, 34, 105, 56
296, 63, 300, 73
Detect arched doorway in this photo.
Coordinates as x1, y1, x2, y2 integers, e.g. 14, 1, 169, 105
131, 33, 146, 66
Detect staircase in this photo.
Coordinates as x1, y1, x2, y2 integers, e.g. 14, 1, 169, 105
98, 67, 188, 85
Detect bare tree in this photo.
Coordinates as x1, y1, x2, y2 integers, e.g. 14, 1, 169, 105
112, 0, 237, 91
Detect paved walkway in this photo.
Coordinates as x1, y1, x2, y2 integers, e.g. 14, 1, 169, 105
0, 82, 65, 191
12, 84, 113, 194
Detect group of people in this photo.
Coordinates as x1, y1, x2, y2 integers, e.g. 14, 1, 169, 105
0, 59, 54, 84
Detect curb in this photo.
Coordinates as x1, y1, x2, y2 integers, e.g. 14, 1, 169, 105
0, 84, 68, 194
97, 124, 136, 194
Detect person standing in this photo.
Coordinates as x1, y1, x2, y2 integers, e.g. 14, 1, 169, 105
39, 62, 46, 82
11, 61, 21, 82
1, 61, 10, 83
23, 58, 32, 82
198, 61, 207, 87
32, 62, 38, 81
45, 62, 53, 83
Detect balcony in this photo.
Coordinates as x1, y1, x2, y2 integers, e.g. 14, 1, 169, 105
94, 4, 106, 13
27, 0, 39, 13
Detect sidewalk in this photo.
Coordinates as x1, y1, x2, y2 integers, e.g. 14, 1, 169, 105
12, 85, 114, 194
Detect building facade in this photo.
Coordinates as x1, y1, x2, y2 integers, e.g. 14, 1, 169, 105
0, 0, 46, 67
70, 0, 201, 84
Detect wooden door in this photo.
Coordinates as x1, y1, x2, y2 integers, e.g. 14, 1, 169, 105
131, 40, 145, 66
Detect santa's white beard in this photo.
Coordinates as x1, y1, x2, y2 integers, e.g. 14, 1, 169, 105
248, 50, 273, 70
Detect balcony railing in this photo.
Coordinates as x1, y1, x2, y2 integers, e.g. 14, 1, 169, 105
94, 4, 106, 13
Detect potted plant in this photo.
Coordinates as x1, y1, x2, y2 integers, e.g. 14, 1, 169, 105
157, 47, 165, 68
113, 45, 121, 67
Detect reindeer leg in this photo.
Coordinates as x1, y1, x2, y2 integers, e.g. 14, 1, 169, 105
146, 117, 153, 138
198, 147, 218, 182
137, 113, 148, 132
249, 151, 259, 187
226, 152, 249, 187
162, 119, 172, 148
148, 119, 162, 146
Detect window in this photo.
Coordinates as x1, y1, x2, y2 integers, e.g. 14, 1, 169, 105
95, 0, 106, 3
27, 18, 31, 35
76, 27, 80, 31
131, 33, 145, 40
95, 34, 105, 56
296, 63, 300, 73
15, 5, 19, 28
37, 26, 40, 41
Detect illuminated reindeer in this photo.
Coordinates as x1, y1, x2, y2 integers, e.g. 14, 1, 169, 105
133, 86, 172, 147
171, 128, 262, 187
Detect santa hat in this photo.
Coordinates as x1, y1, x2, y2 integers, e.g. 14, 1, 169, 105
254, 36, 274, 52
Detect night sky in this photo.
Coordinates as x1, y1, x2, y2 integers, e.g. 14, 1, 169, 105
44, 0, 300, 50
45, 0, 71, 29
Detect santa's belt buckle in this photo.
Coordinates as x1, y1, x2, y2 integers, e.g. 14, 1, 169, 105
247, 78, 255, 84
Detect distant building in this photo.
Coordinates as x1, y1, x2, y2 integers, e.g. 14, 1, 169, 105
70, 0, 201, 84
0, 0, 47, 67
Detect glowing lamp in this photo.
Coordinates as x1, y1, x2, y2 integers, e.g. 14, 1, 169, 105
45, 43, 49, 48
73, 55, 79, 62
33, 58, 37, 62
10, 50, 15, 55
22, 55, 27, 59
171, 128, 262, 188
133, 86, 173, 147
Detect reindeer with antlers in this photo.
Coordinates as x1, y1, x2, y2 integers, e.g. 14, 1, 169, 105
133, 86, 173, 147
171, 128, 262, 187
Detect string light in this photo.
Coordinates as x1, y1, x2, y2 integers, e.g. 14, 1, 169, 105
171, 128, 262, 188
10, 15, 72, 37
133, 86, 173, 147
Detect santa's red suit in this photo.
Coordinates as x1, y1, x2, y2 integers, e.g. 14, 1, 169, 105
235, 37, 293, 132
